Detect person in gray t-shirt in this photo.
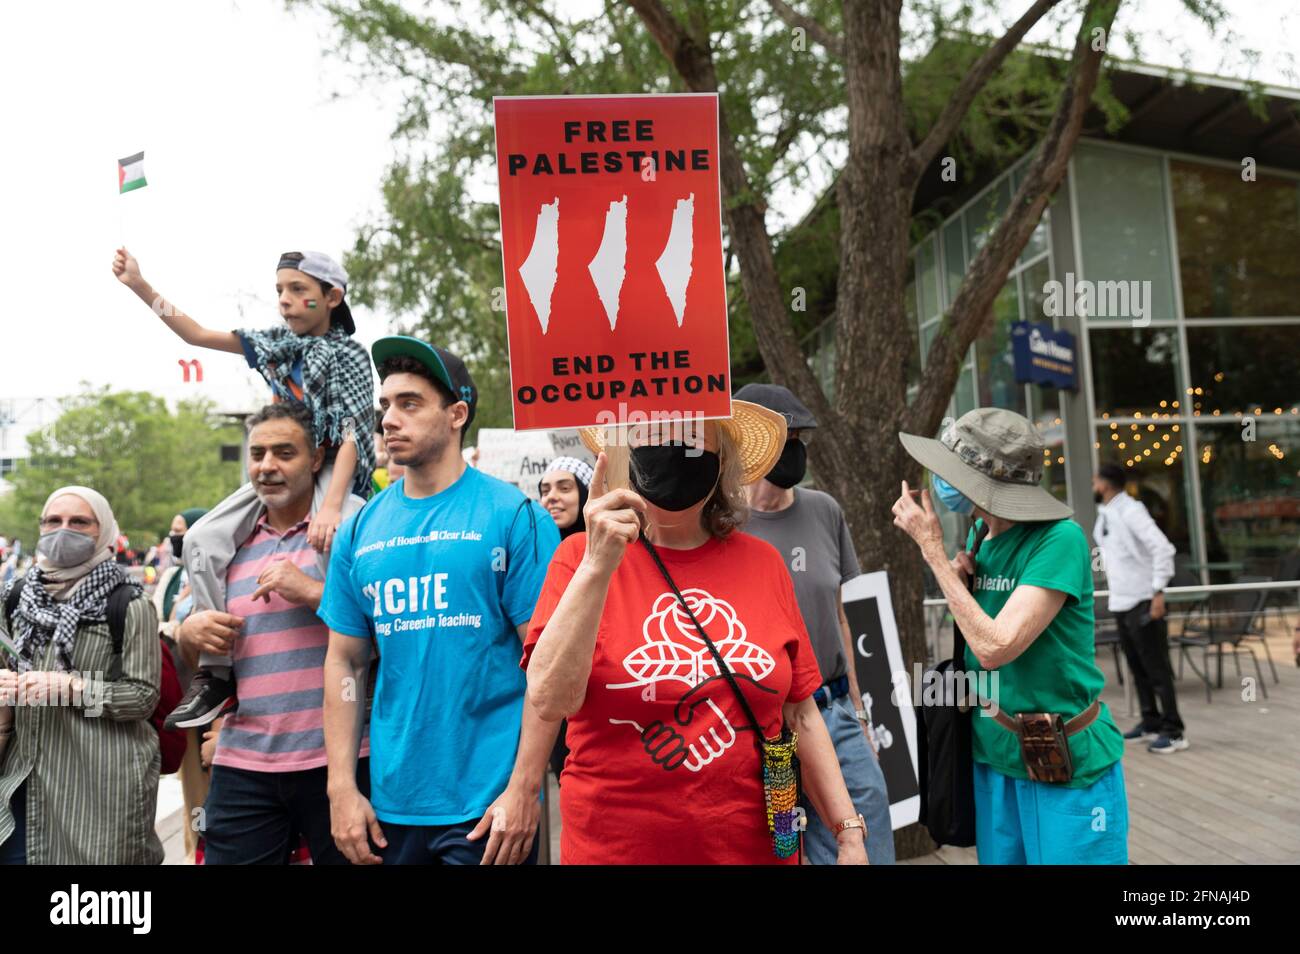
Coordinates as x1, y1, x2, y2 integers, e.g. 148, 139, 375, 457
737, 383, 895, 865
747, 486, 860, 684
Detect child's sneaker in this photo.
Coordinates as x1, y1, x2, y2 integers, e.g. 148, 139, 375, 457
1147, 735, 1189, 754
165, 670, 237, 729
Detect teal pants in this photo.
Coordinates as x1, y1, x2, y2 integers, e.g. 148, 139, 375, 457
973, 759, 1128, 864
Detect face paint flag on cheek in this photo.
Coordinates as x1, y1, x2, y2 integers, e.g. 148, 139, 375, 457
304, 299, 318, 309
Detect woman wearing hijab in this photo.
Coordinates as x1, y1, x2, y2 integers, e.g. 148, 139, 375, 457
525, 407, 867, 864
537, 458, 593, 782
154, 508, 208, 632
0, 486, 163, 865
538, 457, 593, 540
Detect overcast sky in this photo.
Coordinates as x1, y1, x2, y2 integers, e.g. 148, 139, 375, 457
1, 0, 1296, 452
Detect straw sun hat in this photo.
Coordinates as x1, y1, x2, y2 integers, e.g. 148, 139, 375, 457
579, 400, 788, 485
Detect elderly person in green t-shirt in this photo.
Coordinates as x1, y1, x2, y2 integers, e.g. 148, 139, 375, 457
891, 408, 1127, 865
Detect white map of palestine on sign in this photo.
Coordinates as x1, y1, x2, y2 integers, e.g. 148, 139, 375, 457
517, 193, 695, 334
655, 194, 694, 326
518, 197, 560, 334
588, 195, 628, 331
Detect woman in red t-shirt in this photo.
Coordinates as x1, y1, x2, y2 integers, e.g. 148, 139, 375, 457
524, 404, 869, 865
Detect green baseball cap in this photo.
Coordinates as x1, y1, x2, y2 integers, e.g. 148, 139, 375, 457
371, 336, 478, 428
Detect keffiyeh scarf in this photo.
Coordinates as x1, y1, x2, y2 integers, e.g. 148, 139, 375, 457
238, 326, 375, 498
2, 561, 140, 673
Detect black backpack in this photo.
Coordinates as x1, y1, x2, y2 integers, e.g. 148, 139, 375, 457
916, 521, 990, 848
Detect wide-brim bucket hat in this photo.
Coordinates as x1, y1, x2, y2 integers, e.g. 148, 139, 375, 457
899, 407, 1073, 521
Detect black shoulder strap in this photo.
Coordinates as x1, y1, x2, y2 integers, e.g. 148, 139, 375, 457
503, 497, 539, 575
951, 519, 992, 668
4, 577, 22, 627
639, 537, 766, 750
104, 582, 137, 681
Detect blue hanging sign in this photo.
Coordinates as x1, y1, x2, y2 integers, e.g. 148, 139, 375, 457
1011, 321, 1077, 390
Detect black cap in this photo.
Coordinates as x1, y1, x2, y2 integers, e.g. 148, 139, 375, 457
733, 383, 817, 430
371, 336, 478, 429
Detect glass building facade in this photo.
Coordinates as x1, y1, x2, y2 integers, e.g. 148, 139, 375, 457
818, 137, 1300, 580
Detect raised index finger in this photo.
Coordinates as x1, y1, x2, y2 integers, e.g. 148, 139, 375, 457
589, 452, 608, 499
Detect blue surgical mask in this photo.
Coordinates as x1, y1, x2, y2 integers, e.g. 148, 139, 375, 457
931, 474, 974, 515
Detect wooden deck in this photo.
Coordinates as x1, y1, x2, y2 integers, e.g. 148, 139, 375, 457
903, 615, 1300, 865
162, 617, 1300, 866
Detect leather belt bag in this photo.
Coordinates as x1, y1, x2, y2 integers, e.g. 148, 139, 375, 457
984, 699, 1100, 784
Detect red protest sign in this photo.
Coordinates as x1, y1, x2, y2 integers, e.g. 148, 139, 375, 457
494, 94, 731, 431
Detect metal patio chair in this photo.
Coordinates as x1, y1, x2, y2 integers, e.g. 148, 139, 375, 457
1174, 577, 1272, 702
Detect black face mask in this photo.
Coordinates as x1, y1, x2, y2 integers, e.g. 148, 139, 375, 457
631, 444, 720, 512
170, 534, 185, 559
765, 438, 807, 489
1092, 491, 1103, 504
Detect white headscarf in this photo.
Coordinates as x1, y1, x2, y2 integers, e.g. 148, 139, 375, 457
37, 486, 118, 600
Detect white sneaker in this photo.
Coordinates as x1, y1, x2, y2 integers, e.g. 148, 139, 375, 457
1147, 735, 1190, 754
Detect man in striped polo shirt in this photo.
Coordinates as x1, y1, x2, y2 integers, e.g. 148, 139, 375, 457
176, 402, 367, 864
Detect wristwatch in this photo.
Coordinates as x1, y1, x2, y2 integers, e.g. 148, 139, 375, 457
831, 813, 867, 839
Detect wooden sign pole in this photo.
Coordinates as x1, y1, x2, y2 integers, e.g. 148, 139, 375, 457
603, 425, 630, 491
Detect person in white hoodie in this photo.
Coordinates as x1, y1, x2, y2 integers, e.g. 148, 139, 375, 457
1091, 464, 1185, 754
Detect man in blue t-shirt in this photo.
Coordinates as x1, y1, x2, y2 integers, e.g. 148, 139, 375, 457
320, 337, 560, 865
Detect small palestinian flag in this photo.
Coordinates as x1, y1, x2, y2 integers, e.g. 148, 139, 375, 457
118, 152, 147, 194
